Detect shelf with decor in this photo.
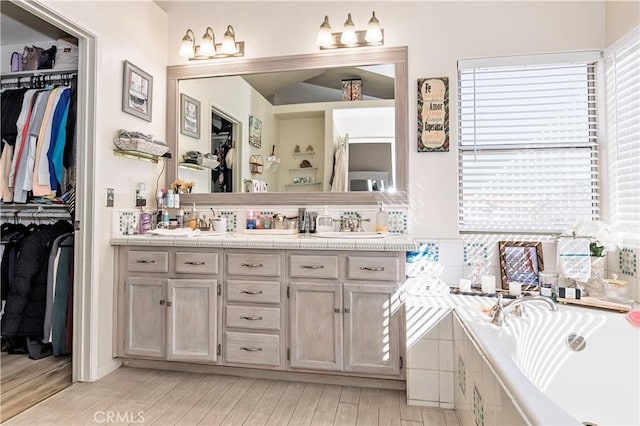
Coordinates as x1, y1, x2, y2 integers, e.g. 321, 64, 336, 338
113, 149, 171, 164
292, 151, 315, 159
289, 167, 318, 174
285, 182, 322, 189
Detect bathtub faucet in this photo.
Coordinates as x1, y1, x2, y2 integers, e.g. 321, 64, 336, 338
489, 294, 558, 326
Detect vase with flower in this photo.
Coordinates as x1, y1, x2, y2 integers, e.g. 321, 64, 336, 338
562, 220, 622, 296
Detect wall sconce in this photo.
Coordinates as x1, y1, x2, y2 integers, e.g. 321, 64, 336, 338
316, 11, 384, 49
179, 25, 245, 60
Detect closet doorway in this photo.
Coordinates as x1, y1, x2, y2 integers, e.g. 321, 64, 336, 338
1, 1, 95, 421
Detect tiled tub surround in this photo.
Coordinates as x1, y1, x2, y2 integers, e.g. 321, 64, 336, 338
405, 287, 640, 425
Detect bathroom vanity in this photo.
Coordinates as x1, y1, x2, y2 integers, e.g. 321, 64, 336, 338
112, 234, 416, 386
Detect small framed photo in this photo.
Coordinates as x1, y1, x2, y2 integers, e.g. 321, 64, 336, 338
122, 60, 152, 122
249, 115, 262, 148
342, 79, 363, 101
180, 93, 201, 139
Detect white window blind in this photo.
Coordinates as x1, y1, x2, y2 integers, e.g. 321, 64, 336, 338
606, 29, 640, 244
458, 55, 599, 233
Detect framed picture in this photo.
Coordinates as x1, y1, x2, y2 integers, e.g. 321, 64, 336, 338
498, 241, 544, 290
249, 115, 262, 148
341, 79, 363, 101
180, 93, 201, 139
122, 60, 152, 122
417, 77, 449, 152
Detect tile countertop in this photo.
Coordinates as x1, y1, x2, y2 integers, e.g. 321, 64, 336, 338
109, 233, 418, 251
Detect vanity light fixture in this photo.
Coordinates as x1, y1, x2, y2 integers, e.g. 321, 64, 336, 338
316, 11, 384, 50
178, 25, 244, 60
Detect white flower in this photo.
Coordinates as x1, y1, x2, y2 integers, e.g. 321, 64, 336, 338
562, 220, 623, 252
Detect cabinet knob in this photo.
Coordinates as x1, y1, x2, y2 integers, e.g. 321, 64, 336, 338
334, 308, 340, 313
159, 300, 165, 305
241, 263, 264, 268
360, 266, 384, 272
240, 290, 263, 295
166, 301, 173, 307
240, 316, 263, 321
240, 347, 263, 352
344, 307, 350, 314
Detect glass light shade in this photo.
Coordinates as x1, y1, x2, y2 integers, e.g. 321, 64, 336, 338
221, 25, 238, 54
199, 27, 216, 56
340, 13, 357, 45
365, 11, 383, 43
179, 30, 195, 58
316, 16, 333, 47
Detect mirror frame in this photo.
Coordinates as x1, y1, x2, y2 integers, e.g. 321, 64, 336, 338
166, 46, 408, 205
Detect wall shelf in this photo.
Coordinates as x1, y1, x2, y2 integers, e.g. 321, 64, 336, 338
289, 167, 318, 173
293, 151, 315, 159
179, 162, 215, 171
113, 149, 171, 163
285, 182, 322, 189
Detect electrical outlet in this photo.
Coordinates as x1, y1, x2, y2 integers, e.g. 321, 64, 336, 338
106, 188, 114, 207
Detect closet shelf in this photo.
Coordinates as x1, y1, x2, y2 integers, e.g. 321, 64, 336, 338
0, 68, 78, 79
0, 203, 69, 211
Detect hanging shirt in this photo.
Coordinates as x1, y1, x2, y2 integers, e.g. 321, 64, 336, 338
47, 88, 71, 191
8, 89, 38, 196
0, 143, 13, 201
33, 87, 66, 197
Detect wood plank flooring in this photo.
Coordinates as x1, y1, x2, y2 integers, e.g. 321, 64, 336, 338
6, 367, 461, 426
0, 352, 72, 422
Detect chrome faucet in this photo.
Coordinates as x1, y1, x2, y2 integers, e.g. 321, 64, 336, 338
489, 294, 558, 326
337, 217, 370, 232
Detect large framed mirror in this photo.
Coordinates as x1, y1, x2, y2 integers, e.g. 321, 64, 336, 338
166, 46, 408, 205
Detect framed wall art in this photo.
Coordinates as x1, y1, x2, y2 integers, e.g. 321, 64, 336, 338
180, 93, 201, 139
342, 79, 363, 101
498, 241, 544, 290
249, 115, 262, 148
122, 60, 153, 122
417, 77, 449, 152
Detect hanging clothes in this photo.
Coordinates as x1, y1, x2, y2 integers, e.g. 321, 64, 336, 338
331, 135, 348, 192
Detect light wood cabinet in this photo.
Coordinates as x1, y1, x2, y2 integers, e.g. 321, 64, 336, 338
124, 277, 166, 358
289, 282, 343, 371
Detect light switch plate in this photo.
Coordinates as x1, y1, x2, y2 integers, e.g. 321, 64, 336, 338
106, 188, 114, 207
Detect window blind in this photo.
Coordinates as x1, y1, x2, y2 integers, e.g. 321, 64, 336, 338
606, 29, 640, 244
458, 56, 599, 233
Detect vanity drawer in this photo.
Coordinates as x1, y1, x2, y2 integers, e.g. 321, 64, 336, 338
227, 253, 281, 277
127, 251, 168, 273
289, 255, 339, 279
347, 255, 400, 282
175, 252, 218, 275
226, 280, 281, 304
224, 331, 280, 367
226, 306, 280, 331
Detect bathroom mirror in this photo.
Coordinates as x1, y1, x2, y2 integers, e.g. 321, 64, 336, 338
499, 241, 544, 290
166, 46, 408, 205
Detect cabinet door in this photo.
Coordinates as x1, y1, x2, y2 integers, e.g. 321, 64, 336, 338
289, 282, 342, 371
124, 277, 166, 358
167, 279, 218, 362
344, 283, 400, 376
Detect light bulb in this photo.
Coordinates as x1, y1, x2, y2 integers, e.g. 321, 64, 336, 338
199, 27, 216, 57
340, 13, 357, 45
365, 11, 383, 43
316, 15, 333, 47
221, 25, 238, 54
179, 29, 195, 59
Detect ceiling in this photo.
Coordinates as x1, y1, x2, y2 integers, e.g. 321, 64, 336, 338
0, 2, 71, 46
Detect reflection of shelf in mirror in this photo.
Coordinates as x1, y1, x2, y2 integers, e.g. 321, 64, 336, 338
285, 182, 322, 188
293, 152, 315, 158
113, 149, 170, 163
289, 167, 317, 173
178, 162, 216, 171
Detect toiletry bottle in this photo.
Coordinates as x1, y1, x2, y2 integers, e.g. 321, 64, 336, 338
162, 207, 170, 228
246, 210, 256, 229
174, 191, 180, 209
177, 209, 185, 228
156, 191, 164, 210
166, 191, 175, 208
316, 206, 333, 233
375, 202, 388, 233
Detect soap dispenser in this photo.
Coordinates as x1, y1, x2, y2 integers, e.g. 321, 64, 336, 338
375, 202, 388, 233
316, 206, 334, 233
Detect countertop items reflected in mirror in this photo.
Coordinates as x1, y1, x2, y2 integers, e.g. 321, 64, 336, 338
167, 46, 408, 206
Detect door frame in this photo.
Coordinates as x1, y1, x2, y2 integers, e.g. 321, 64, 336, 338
13, 0, 98, 382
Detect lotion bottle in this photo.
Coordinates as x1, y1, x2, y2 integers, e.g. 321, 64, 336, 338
375, 202, 388, 233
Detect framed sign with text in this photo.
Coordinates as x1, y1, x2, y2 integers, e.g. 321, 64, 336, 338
417, 77, 449, 152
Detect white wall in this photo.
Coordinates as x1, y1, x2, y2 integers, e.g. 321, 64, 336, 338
605, 1, 640, 46
163, 1, 605, 238
41, 0, 168, 377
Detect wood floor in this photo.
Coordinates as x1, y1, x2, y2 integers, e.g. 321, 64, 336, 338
6, 367, 461, 426
0, 352, 72, 422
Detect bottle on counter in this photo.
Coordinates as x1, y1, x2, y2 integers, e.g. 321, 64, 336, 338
246, 209, 256, 229
316, 206, 334, 233
177, 209, 185, 228
162, 207, 170, 228
174, 191, 180, 209
375, 201, 388, 233
166, 191, 175, 208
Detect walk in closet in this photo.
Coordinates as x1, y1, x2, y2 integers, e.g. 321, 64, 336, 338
1, 2, 79, 421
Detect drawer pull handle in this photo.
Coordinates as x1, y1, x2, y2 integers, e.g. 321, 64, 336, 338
360, 266, 385, 272
136, 259, 156, 264
166, 301, 173, 307
344, 307, 350, 314
160, 300, 165, 305
240, 347, 263, 352
240, 290, 263, 295
184, 261, 206, 266
241, 263, 263, 268
300, 264, 325, 269
240, 316, 263, 321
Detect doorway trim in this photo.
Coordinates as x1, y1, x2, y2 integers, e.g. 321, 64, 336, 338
13, 0, 98, 381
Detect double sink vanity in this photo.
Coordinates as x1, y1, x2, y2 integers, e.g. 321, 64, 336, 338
112, 232, 416, 386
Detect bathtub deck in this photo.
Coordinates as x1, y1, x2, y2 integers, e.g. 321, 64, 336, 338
6, 367, 462, 425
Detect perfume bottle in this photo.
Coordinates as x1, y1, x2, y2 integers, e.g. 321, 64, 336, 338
316, 206, 334, 233
375, 202, 388, 233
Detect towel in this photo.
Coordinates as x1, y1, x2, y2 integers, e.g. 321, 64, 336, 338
147, 228, 201, 237
557, 237, 591, 282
